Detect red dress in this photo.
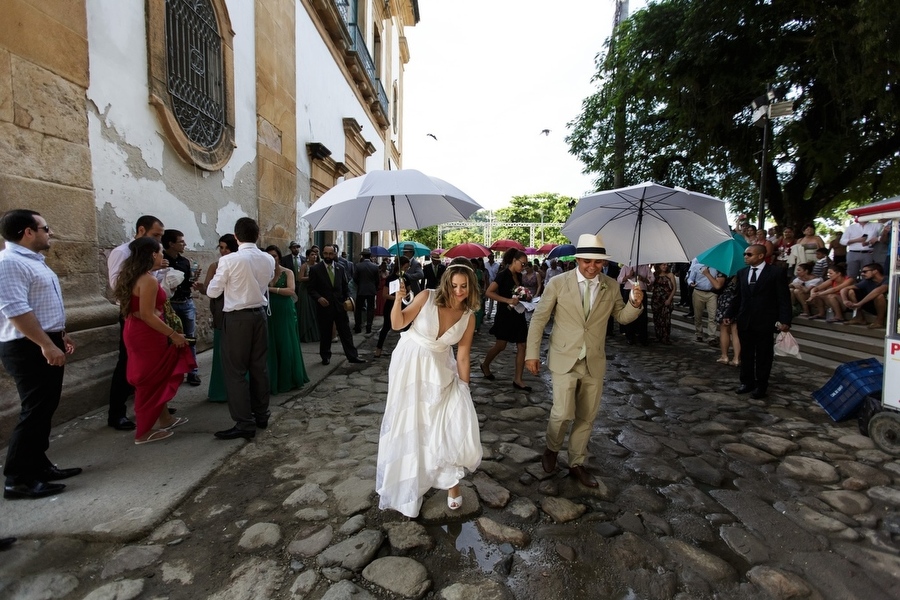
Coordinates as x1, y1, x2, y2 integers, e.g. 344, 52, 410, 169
124, 284, 197, 438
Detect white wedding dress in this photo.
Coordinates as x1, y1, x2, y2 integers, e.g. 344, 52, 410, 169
376, 290, 483, 518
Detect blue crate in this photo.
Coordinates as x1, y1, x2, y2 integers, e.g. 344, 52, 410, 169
813, 359, 883, 421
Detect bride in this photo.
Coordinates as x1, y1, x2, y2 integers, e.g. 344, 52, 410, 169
375, 262, 483, 518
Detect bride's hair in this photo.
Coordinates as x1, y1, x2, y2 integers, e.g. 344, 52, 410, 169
434, 262, 480, 312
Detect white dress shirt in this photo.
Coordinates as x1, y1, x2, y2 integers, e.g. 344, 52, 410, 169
748, 261, 766, 284
206, 243, 275, 311
575, 270, 600, 309
840, 222, 883, 252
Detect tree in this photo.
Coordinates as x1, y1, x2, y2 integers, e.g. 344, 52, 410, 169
492, 193, 578, 245
568, 0, 900, 228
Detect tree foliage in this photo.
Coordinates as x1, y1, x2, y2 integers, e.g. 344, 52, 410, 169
568, 0, 900, 227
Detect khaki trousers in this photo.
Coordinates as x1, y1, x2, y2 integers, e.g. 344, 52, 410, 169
692, 289, 718, 338
545, 358, 604, 467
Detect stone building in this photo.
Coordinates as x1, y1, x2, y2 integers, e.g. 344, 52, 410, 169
0, 0, 419, 445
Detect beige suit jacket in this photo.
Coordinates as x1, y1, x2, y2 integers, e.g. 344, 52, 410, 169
526, 270, 640, 378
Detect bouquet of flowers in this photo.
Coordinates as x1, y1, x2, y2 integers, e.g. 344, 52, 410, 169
509, 285, 533, 312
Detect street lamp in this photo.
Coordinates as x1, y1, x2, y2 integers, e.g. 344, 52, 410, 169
751, 88, 794, 230
539, 209, 544, 246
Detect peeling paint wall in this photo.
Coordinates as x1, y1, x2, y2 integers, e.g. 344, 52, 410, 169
86, 0, 258, 251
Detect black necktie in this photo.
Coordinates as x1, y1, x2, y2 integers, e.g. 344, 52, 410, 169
750, 267, 758, 284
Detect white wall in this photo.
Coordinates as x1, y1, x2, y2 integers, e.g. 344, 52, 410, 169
86, 0, 257, 248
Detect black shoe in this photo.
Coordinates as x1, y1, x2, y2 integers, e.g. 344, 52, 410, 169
254, 414, 269, 429
348, 357, 366, 364
541, 448, 558, 473
214, 427, 255, 440
736, 385, 756, 395
4, 481, 66, 500
750, 389, 768, 400
354, 329, 362, 334
322, 358, 330, 365
186, 373, 202, 386
168, 407, 177, 415
366, 328, 372, 334
108, 417, 136, 431
39, 466, 82, 481
512, 382, 532, 392
0, 537, 15, 550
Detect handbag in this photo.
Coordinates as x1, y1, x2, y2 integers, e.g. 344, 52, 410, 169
774, 331, 801, 358
163, 299, 184, 334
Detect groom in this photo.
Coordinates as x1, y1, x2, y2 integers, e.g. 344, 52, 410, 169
525, 233, 642, 488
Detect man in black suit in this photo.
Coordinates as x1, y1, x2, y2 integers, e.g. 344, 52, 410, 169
353, 249, 380, 333
423, 251, 446, 289
723, 244, 792, 399
307, 245, 364, 365
281, 242, 303, 327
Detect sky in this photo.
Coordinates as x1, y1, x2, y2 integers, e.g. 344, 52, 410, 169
401, 1, 644, 212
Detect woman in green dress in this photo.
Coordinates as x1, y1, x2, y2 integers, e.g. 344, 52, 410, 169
265, 246, 310, 394
199, 234, 237, 402
297, 247, 320, 342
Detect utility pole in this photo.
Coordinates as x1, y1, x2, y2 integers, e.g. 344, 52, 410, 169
611, 0, 630, 188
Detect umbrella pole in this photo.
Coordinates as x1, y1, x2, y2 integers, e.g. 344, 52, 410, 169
390, 194, 412, 305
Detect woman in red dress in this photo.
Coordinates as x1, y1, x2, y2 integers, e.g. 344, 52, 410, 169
114, 237, 196, 444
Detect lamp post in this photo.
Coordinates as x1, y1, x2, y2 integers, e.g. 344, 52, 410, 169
751, 88, 794, 230
539, 209, 544, 246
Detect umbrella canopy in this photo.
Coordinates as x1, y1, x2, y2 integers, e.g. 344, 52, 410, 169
490, 239, 526, 252
547, 244, 576, 259
536, 242, 558, 254
367, 245, 391, 258
524, 247, 539, 255
300, 169, 482, 235
387, 241, 431, 257
731, 231, 750, 247
433, 248, 446, 255
444, 242, 491, 259
695, 238, 747, 276
562, 182, 732, 265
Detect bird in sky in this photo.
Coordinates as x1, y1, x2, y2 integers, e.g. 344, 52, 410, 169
540, 129, 550, 136
426, 133, 438, 140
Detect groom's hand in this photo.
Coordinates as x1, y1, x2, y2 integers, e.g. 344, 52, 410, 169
525, 359, 540, 375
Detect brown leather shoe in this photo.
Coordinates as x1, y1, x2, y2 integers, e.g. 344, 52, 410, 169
541, 448, 558, 473
569, 465, 598, 488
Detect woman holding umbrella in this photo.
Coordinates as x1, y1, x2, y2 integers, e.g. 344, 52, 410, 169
481, 248, 532, 391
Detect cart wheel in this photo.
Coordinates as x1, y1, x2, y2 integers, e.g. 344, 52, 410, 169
868, 411, 900, 456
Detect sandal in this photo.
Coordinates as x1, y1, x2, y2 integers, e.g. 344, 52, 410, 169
826, 318, 845, 324
447, 493, 463, 510
807, 314, 824, 320
716, 357, 730, 364
162, 417, 189, 430
134, 429, 174, 445
729, 360, 740, 367
479, 363, 495, 380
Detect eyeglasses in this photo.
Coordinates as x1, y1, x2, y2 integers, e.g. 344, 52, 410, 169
18, 225, 50, 234
743, 252, 755, 256
861, 269, 872, 273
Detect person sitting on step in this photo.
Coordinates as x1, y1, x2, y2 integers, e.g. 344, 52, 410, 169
840, 263, 888, 329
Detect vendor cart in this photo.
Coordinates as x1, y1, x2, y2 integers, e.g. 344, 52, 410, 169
847, 197, 900, 455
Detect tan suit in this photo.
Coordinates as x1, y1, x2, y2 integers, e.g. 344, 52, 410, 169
526, 269, 640, 467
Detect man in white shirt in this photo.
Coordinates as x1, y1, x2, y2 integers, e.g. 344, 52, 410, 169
840, 219, 883, 279
106, 215, 165, 431
206, 217, 275, 440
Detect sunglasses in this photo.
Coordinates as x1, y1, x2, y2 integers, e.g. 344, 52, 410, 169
19, 225, 50, 234
743, 252, 755, 256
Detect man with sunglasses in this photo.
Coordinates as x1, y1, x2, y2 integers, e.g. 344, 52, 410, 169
841, 263, 888, 329
0, 209, 81, 499
723, 244, 792, 399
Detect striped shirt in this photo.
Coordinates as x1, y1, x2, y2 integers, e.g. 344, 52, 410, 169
0, 242, 66, 341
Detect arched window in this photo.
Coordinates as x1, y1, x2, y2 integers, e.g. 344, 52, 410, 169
147, 0, 236, 170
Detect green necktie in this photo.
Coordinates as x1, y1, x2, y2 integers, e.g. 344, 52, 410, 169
583, 279, 593, 318
328, 264, 335, 285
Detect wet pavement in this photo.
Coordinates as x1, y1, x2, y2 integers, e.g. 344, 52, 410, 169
1, 314, 899, 599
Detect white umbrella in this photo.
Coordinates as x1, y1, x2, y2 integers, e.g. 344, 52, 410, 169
561, 181, 732, 265
300, 169, 482, 242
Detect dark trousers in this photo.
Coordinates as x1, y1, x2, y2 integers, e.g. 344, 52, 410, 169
1, 334, 64, 484
317, 303, 358, 361
222, 310, 270, 431
107, 317, 134, 422
620, 289, 648, 343
377, 299, 395, 349
354, 294, 376, 332
738, 327, 775, 392
170, 298, 198, 375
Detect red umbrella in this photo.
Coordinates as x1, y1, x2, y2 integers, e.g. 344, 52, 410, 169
536, 242, 558, 254
444, 242, 491, 258
525, 247, 539, 255
489, 239, 526, 252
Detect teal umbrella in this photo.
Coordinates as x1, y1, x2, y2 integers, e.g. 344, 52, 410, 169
387, 241, 431, 257
731, 231, 750, 247
696, 238, 747, 276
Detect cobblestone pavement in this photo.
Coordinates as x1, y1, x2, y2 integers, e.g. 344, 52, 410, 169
2, 316, 899, 600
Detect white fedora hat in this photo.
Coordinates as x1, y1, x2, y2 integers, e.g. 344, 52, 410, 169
573, 233, 612, 260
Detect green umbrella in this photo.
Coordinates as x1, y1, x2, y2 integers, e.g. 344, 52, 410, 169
387, 241, 431, 257
696, 238, 747, 276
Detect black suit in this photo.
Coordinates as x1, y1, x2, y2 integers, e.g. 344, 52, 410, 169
725, 263, 792, 393
307, 260, 359, 361
423, 262, 446, 290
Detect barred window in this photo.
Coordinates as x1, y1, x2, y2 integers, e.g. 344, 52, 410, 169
166, 0, 225, 148
147, 0, 235, 170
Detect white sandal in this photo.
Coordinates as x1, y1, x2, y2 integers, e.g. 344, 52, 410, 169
447, 493, 463, 510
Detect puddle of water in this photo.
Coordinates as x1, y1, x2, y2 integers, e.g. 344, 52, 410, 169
430, 521, 506, 572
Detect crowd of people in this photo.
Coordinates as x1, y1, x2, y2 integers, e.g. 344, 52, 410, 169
1, 206, 890, 517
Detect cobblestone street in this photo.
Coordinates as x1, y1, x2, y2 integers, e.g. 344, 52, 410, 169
1, 317, 899, 599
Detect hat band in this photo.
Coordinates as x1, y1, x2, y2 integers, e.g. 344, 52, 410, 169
576, 246, 606, 254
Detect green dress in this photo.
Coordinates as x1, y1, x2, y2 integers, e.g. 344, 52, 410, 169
268, 271, 310, 393
207, 295, 227, 402
297, 274, 320, 343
